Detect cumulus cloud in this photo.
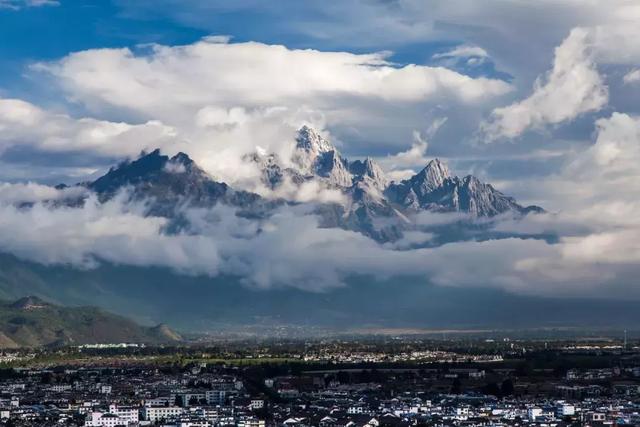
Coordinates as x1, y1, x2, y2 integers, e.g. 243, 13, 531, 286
624, 69, 640, 84
35, 38, 511, 121
0, 98, 179, 158
481, 23, 640, 141
379, 117, 447, 180
6, 38, 511, 185
481, 28, 608, 141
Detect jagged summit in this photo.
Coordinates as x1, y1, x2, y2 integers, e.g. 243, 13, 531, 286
349, 157, 389, 191
86, 149, 268, 218
68, 126, 543, 243
171, 151, 196, 166
246, 126, 542, 221
89, 150, 208, 195
386, 159, 542, 217
412, 159, 451, 193
295, 125, 335, 154
292, 126, 342, 175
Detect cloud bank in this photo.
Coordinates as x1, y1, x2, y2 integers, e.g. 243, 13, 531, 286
1, 1, 640, 304
1, 111, 640, 299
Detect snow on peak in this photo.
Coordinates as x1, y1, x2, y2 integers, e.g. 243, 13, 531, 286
295, 126, 335, 154
412, 158, 451, 194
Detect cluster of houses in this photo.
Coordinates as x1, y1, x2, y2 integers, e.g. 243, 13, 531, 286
0, 361, 637, 426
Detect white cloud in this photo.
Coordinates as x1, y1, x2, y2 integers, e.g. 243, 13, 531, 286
0, 193, 220, 274
36, 38, 511, 122
624, 69, 640, 84
433, 45, 488, 59
482, 23, 640, 141
0, 182, 86, 204
378, 117, 447, 174
12, 38, 511, 186
0, 98, 179, 158
0, 0, 58, 9
481, 28, 608, 141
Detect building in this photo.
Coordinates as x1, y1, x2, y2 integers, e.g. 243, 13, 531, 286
84, 412, 127, 427
108, 404, 139, 423
142, 405, 184, 422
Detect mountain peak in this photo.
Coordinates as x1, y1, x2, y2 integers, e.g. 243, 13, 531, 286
350, 157, 388, 190
292, 126, 340, 175
89, 149, 212, 196
295, 126, 335, 154
411, 158, 451, 195
170, 152, 195, 166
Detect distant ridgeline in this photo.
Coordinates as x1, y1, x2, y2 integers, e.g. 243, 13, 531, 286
50, 126, 543, 243
0, 296, 181, 348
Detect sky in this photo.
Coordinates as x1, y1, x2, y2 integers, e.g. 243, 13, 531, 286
1, 0, 640, 304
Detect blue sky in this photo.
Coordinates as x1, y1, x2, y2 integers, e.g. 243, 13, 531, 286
0, 1, 500, 99
0, 0, 637, 188
0, 0, 550, 186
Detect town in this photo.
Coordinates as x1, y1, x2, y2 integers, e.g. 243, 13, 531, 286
0, 337, 639, 426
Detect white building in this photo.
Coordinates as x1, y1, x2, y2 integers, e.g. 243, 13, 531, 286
237, 416, 266, 427
108, 405, 139, 423
556, 403, 575, 418
84, 412, 127, 427
528, 407, 542, 421
250, 399, 264, 410
142, 406, 184, 422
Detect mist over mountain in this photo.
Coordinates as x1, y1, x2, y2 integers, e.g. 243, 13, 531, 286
1, 126, 637, 333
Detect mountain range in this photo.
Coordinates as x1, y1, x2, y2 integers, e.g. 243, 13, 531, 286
8, 127, 622, 335
64, 126, 542, 243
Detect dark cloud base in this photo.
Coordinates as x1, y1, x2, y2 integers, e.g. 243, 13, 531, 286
1, 252, 637, 333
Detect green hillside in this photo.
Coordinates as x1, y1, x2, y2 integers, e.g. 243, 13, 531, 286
0, 296, 182, 348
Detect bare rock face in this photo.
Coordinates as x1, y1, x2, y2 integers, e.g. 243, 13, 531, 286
349, 157, 389, 191
292, 125, 336, 173
291, 126, 353, 187
42, 126, 542, 244
385, 158, 542, 217
239, 126, 543, 240
88, 149, 274, 219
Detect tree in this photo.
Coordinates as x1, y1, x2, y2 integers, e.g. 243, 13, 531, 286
501, 379, 514, 396
482, 382, 500, 397
451, 377, 462, 394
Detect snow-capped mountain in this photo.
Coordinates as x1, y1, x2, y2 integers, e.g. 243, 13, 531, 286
59, 126, 542, 243
384, 159, 543, 216
250, 126, 542, 217
88, 148, 275, 218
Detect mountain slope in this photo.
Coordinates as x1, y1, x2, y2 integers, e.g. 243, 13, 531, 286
0, 255, 637, 333
385, 159, 542, 216
0, 296, 182, 348
70, 128, 543, 244
253, 127, 542, 219
89, 149, 276, 218
244, 128, 543, 241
